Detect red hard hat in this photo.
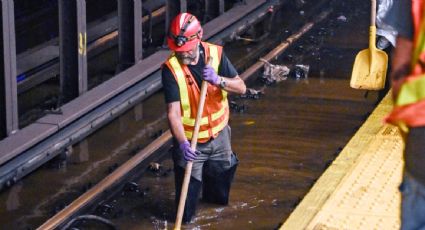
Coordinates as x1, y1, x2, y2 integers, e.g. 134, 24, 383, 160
167, 13, 203, 52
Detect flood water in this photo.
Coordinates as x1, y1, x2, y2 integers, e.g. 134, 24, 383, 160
0, 0, 384, 229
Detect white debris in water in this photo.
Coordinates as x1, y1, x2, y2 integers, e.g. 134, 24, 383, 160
199, 214, 218, 220
337, 15, 347, 22
260, 58, 290, 84
151, 218, 167, 230
232, 202, 248, 209
215, 207, 225, 213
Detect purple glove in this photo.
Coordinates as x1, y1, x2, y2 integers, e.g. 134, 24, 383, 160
179, 140, 200, 161
203, 65, 220, 85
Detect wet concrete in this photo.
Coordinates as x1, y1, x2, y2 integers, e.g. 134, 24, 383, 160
0, 0, 381, 229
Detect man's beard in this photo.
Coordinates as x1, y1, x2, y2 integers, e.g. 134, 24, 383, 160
178, 55, 196, 65
177, 54, 196, 65
176, 46, 199, 65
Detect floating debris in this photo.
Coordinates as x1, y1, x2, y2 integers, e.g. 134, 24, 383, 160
149, 162, 161, 172
123, 182, 140, 193
148, 162, 172, 177
152, 218, 167, 230
239, 88, 263, 100
97, 203, 114, 217
260, 59, 290, 85
295, 45, 304, 52
229, 101, 247, 113
290, 64, 310, 79
337, 15, 347, 22
215, 207, 225, 213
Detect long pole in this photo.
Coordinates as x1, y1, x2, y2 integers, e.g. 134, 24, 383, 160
174, 57, 213, 229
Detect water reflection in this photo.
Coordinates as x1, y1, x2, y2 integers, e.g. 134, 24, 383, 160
6, 182, 23, 211
119, 116, 128, 133
134, 104, 144, 121
79, 140, 90, 162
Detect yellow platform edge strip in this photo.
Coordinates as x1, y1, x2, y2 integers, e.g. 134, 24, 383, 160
281, 92, 396, 230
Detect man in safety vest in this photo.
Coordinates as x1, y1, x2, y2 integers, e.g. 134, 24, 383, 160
384, 1, 425, 229
161, 13, 246, 223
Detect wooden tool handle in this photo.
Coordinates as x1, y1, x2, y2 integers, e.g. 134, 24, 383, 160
174, 57, 213, 230
371, 0, 376, 27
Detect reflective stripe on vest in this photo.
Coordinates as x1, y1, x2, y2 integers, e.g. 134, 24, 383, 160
167, 43, 229, 140
184, 111, 228, 139
168, 57, 192, 119
412, 0, 425, 73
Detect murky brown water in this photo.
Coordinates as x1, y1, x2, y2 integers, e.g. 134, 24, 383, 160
0, 0, 381, 229
99, 77, 379, 230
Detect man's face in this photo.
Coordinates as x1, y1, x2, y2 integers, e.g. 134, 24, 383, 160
175, 44, 199, 65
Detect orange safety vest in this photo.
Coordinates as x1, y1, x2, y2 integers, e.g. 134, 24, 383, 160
386, 1, 425, 131
164, 42, 229, 143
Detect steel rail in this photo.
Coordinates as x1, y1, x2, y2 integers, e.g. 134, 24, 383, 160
37, 131, 172, 230
240, 9, 332, 81
37, 7, 333, 229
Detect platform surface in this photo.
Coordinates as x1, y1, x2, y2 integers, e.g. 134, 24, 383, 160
282, 92, 403, 230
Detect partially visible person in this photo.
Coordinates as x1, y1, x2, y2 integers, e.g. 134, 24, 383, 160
376, 0, 398, 99
384, 1, 425, 230
376, 0, 397, 50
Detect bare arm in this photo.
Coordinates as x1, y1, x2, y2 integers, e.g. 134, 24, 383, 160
167, 102, 186, 144
219, 75, 246, 94
391, 36, 413, 99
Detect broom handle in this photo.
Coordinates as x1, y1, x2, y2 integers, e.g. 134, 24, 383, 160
371, 0, 376, 27
174, 57, 213, 230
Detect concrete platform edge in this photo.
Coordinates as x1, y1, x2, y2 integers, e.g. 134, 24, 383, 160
280, 91, 394, 230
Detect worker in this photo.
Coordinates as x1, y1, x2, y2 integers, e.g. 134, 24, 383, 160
161, 13, 246, 223
384, 1, 425, 229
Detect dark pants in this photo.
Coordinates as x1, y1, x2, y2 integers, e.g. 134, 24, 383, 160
399, 172, 425, 230
173, 125, 238, 223
401, 127, 425, 230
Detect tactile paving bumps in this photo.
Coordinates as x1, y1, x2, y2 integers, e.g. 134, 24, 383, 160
307, 125, 403, 230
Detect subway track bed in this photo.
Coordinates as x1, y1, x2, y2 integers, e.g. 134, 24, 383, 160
0, 0, 387, 229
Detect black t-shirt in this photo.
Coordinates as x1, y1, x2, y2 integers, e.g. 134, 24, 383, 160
161, 45, 238, 103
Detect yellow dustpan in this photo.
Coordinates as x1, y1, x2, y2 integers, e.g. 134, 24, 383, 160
350, 0, 388, 90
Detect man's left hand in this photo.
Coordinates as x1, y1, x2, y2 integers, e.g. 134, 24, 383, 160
203, 65, 220, 85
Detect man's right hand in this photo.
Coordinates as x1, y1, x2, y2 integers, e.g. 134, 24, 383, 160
179, 140, 200, 161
